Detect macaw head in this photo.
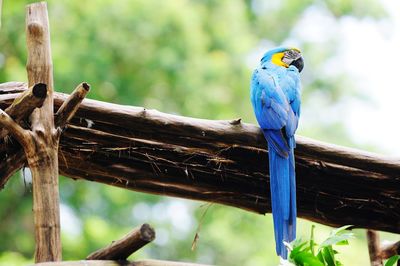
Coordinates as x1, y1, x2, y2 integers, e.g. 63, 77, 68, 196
261, 47, 304, 72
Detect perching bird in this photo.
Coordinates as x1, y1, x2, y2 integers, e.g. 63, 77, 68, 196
250, 47, 303, 259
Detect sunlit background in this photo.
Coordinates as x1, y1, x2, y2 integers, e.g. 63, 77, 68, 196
0, 0, 399, 265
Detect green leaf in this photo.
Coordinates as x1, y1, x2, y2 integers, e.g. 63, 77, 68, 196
292, 251, 325, 266
291, 241, 309, 257
320, 233, 354, 247
385, 255, 400, 266
321, 246, 337, 266
291, 225, 354, 266
316, 251, 325, 263
330, 225, 353, 236
335, 239, 349, 246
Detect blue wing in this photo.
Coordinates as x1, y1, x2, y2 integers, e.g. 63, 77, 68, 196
250, 67, 293, 157
282, 66, 301, 142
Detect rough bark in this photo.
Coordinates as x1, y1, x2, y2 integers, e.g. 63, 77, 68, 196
25, 2, 61, 262
1, 84, 400, 233
87, 224, 155, 260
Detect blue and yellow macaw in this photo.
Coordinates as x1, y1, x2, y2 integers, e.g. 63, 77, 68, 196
250, 47, 304, 259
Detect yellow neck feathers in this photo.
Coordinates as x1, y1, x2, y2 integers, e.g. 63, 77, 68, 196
271, 52, 289, 68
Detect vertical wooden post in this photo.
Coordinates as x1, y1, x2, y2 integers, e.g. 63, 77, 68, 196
367, 230, 383, 266
25, 2, 61, 262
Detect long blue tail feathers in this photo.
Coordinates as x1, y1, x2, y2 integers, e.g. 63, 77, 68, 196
268, 144, 296, 259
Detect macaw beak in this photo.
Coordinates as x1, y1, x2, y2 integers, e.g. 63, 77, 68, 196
290, 56, 304, 73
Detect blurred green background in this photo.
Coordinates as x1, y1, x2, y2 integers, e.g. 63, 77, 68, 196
0, 0, 399, 265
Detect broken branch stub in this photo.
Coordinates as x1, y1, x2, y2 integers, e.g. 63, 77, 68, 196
0, 83, 47, 139
87, 223, 156, 260
55, 82, 90, 128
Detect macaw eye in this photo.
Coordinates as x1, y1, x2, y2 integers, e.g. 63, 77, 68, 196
285, 50, 298, 59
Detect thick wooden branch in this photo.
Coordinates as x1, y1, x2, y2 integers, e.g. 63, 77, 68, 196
34, 260, 212, 266
53, 93, 400, 178
0, 83, 47, 139
87, 223, 155, 260
55, 82, 90, 128
295, 138, 400, 178
25, 2, 61, 262
1, 84, 400, 233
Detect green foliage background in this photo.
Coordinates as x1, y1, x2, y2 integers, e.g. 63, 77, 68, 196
0, 1, 397, 265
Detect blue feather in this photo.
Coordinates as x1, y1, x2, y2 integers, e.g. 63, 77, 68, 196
250, 47, 302, 259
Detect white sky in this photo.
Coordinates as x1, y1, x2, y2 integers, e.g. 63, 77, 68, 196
291, 1, 400, 156
340, 1, 400, 156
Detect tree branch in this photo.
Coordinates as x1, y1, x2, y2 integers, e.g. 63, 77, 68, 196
0, 109, 31, 147
86, 224, 155, 260
0, 83, 47, 139
1, 84, 400, 233
55, 82, 90, 128
381, 241, 400, 260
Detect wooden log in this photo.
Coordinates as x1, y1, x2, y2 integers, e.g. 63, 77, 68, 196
52, 93, 400, 177
34, 260, 212, 266
25, 2, 61, 262
3, 85, 398, 179
56, 134, 400, 233
86, 224, 155, 260
0, 84, 400, 233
